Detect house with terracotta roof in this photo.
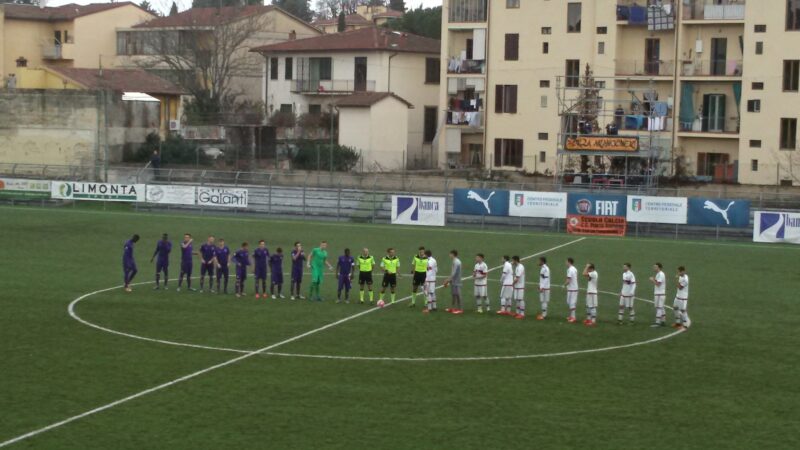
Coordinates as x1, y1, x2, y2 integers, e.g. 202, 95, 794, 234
0, 2, 155, 82
312, 5, 403, 34
115, 5, 321, 106
251, 26, 441, 169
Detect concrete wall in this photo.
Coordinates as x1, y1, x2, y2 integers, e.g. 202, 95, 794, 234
338, 98, 409, 171
0, 89, 158, 167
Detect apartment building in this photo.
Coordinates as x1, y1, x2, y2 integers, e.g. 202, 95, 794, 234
439, 0, 798, 186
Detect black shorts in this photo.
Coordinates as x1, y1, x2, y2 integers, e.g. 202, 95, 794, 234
382, 273, 397, 288
413, 271, 426, 286
358, 272, 373, 285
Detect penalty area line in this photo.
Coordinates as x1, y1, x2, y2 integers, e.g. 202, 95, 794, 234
1, 238, 583, 448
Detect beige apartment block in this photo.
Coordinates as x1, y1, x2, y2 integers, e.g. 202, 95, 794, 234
439, 0, 800, 186
1, 2, 155, 82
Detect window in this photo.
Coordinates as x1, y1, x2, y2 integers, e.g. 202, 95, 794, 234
310, 57, 332, 80
783, 60, 799, 91
270, 57, 278, 80
750, 139, 762, 148
64, 30, 69, 44
755, 42, 764, 55
423, 107, 437, 143
597, 26, 607, 34
747, 100, 761, 112
752, 82, 765, 90
540, 80, 550, 88
495, 85, 518, 113
15, 57, 27, 68
598, 42, 605, 55
494, 139, 524, 168
780, 118, 798, 149
541, 95, 548, 108
542, 42, 549, 54
284, 57, 293, 80
788, 0, 800, 30
565, 59, 580, 88
751, 159, 759, 171
506, 0, 520, 8
567, 3, 582, 33
279, 104, 293, 113
538, 133, 549, 140
539, 151, 546, 163
755, 24, 767, 33
541, 27, 551, 35
425, 57, 440, 84
505, 34, 519, 61
308, 104, 322, 115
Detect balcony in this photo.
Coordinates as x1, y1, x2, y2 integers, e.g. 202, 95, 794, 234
448, 0, 487, 23
616, 0, 676, 28
446, 56, 485, 74
41, 43, 74, 60
682, 0, 746, 21
680, 60, 743, 77
446, 110, 483, 129
291, 79, 376, 94
678, 117, 739, 138
615, 59, 676, 78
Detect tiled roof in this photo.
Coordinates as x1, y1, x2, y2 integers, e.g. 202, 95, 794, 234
335, 92, 413, 108
312, 13, 371, 27
373, 9, 403, 19
251, 26, 439, 54
2, 2, 146, 21
46, 67, 184, 96
134, 5, 274, 28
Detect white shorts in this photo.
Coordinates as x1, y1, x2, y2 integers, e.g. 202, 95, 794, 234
654, 294, 666, 308
425, 281, 436, 295
500, 285, 513, 300
513, 288, 524, 301
474, 284, 488, 297
673, 297, 687, 311
586, 292, 598, 308
619, 295, 634, 308
539, 288, 550, 303
566, 290, 578, 308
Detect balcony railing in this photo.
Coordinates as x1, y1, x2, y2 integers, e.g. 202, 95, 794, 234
446, 110, 483, 128
448, 0, 487, 23
41, 45, 63, 59
615, 59, 676, 77
682, 0, 746, 20
291, 79, 376, 94
680, 60, 743, 77
446, 55, 485, 74
678, 116, 739, 135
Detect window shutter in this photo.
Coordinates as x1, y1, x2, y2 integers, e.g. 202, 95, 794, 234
495, 85, 504, 113
508, 85, 518, 113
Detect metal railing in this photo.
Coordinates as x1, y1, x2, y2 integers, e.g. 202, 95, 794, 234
291, 79, 377, 93
448, 0, 487, 22
615, 59, 676, 77
680, 60, 743, 77
683, 1, 746, 20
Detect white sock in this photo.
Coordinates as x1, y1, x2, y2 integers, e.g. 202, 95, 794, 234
518, 300, 525, 315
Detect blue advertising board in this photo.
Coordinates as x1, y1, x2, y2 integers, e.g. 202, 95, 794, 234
687, 198, 750, 228
566, 193, 627, 217
453, 188, 510, 216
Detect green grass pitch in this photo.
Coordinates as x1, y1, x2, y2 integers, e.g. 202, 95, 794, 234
0, 205, 798, 449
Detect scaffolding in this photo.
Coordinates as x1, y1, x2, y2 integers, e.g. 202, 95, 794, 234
555, 66, 670, 192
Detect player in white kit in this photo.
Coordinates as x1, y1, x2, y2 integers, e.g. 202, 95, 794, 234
583, 263, 599, 326
512, 256, 526, 319
618, 263, 637, 325
422, 250, 438, 313
564, 258, 579, 323
473, 253, 489, 313
673, 266, 691, 328
536, 257, 551, 320
497, 256, 514, 316
649, 263, 667, 327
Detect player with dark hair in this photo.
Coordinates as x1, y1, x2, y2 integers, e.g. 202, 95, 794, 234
357, 248, 375, 304
150, 233, 171, 290
253, 240, 270, 299
270, 248, 285, 299
410, 247, 428, 308
618, 263, 637, 325
511, 255, 525, 319
233, 242, 251, 298
177, 233, 194, 292
564, 257, 578, 322
537, 257, 551, 320
215, 238, 231, 294
583, 263, 598, 326
337, 248, 355, 303
290, 242, 306, 300
473, 253, 489, 313
122, 234, 140, 292
649, 263, 667, 327
307, 241, 333, 301
379, 248, 400, 304
443, 250, 463, 314
199, 235, 217, 293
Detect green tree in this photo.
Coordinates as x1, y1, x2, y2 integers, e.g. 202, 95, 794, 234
337, 11, 346, 32
387, 6, 441, 40
389, 0, 405, 12
169, 1, 179, 16
271, 0, 313, 22
139, 0, 159, 15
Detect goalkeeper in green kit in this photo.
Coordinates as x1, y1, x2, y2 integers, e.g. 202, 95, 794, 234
307, 241, 334, 301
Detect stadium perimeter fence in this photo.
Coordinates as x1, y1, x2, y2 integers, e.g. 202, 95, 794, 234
2, 163, 800, 242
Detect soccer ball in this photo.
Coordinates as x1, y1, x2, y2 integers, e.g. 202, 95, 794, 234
377, 300, 386, 308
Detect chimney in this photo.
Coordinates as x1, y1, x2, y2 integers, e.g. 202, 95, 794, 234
289, 30, 296, 41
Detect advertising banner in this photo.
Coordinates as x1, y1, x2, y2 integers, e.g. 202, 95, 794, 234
564, 136, 639, 152
51, 182, 145, 202
753, 211, 800, 244
626, 195, 688, 224
145, 185, 196, 205
567, 193, 627, 217
0, 178, 51, 199
391, 195, 446, 227
567, 215, 627, 236
452, 188, 510, 216
687, 198, 750, 228
508, 191, 567, 218
197, 187, 248, 208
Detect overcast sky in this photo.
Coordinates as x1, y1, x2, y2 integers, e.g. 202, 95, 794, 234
44, 0, 443, 16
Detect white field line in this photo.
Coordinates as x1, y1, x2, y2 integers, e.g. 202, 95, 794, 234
1, 238, 586, 448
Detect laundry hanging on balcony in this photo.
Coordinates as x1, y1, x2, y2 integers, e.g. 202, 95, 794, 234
648, 3, 675, 31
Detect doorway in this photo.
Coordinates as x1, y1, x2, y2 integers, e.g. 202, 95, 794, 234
710, 38, 727, 76
645, 38, 660, 75
354, 57, 367, 92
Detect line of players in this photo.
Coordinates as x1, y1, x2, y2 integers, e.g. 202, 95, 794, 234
122, 234, 691, 328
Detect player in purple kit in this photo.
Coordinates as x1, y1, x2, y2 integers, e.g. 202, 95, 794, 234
215, 238, 231, 294
253, 240, 270, 299
290, 241, 306, 300
122, 234, 140, 292
233, 242, 251, 298
177, 233, 195, 292
336, 248, 355, 304
199, 236, 217, 293
270, 248, 285, 299
150, 233, 171, 290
